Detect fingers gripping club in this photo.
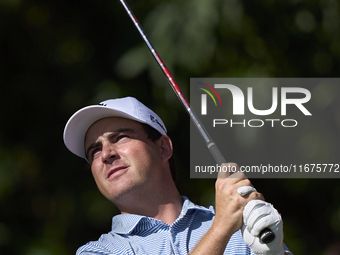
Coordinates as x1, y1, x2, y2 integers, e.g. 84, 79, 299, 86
237, 186, 275, 243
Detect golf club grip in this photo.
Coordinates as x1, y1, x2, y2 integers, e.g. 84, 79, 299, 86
207, 142, 226, 166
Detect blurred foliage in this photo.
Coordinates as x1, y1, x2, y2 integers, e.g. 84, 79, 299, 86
1, 0, 340, 254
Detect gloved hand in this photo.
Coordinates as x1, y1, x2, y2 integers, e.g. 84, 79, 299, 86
242, 200, 284, 255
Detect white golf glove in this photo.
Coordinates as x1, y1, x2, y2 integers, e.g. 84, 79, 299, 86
242, 200, 284, 255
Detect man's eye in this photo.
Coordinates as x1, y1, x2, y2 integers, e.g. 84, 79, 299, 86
116, 135, 128, 141
91, 148, 101, 157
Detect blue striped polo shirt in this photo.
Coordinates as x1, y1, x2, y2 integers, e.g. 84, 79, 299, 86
76, 197, 285, 254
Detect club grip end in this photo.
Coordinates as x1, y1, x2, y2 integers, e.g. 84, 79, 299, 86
259, 228, 275, 243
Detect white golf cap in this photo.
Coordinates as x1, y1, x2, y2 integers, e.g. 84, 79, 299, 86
63, 97, 167, 159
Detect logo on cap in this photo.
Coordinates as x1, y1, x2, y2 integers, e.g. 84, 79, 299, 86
150, 115, 166, 133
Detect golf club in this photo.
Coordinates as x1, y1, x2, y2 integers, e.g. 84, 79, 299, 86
119, 0, 275, 244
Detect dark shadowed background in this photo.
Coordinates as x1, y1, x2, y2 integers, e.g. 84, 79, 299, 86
1, 0, 340, 254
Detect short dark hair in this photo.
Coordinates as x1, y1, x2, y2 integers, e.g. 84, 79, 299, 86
141, 123, 177, 183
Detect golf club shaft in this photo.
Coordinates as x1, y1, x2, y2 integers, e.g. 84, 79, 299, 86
119, 0, 274, 244
119, 0, 225, 165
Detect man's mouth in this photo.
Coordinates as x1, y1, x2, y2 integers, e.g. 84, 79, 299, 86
107, 166, 128, 179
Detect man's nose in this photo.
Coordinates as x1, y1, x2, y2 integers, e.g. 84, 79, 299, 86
101, 142, 118, 163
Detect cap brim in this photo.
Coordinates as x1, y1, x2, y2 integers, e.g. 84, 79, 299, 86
63, 105, 146, 159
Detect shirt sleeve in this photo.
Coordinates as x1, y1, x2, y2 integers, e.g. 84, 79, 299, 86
76, 240, 131, 255
76, 242, 112, 255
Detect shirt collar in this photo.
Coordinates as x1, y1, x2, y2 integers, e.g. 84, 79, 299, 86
179, 196, 213, 216
111, 196, 214, 234
111, 214, 146, 234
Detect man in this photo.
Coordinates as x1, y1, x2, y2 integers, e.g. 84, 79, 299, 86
64, 97, 291, 254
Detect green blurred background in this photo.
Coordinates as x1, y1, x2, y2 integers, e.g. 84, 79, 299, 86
1, 0, 340, 254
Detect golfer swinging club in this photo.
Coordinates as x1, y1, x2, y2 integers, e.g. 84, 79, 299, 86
64, 97, 292, 254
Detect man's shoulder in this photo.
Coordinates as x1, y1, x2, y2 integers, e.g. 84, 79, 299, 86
76, 231, 133, 255
75, 197, 217, 255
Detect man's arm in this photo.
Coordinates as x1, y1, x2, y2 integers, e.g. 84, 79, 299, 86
190, 163, 264, 254
190, 163, 291, 255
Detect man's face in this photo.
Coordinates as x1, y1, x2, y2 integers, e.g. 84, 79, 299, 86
84, 117, 166, 203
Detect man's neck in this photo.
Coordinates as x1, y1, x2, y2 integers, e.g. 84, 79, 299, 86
116, 184, 183, 226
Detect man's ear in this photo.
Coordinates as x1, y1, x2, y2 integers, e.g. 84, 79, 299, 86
158, 135, 173, 162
